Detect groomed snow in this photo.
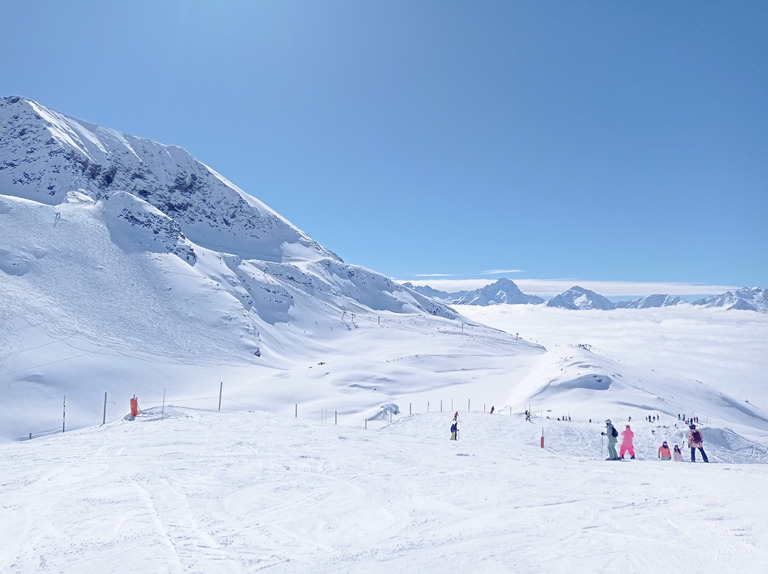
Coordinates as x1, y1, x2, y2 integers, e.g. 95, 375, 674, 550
1, 406, 767, 573
1, 304, 767, 573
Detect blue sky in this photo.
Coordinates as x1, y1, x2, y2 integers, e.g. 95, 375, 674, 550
2, 1, 766, 293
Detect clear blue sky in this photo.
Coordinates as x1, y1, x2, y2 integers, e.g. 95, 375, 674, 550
2, 1, 766, 290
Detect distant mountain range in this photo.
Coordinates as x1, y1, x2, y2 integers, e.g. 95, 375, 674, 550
404, 280, 767, 312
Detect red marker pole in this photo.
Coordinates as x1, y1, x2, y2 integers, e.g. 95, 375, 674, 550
540, 428, 545, 449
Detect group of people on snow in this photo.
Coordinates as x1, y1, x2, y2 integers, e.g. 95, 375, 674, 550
602, 419, 708, 462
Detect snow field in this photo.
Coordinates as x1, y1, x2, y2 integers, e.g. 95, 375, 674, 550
1, 407, 767, 573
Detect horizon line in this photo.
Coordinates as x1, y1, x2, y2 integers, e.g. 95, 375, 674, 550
396, 278, 749, 298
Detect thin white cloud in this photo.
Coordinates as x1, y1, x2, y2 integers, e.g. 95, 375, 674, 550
413, 273, 457, 278
482, 269, 524, 275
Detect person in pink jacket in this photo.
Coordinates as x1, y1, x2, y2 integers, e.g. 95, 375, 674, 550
620, 424, 636, 459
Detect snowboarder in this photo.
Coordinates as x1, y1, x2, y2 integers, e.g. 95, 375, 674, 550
450, 422, 458, 440
688, 424, 709, 462
672, 445, 684, 462
601, 419, 619, 460
620, 424, 636, 459
658, 441, 672, 461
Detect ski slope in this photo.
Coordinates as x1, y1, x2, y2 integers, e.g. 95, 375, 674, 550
1, 407, 766, 573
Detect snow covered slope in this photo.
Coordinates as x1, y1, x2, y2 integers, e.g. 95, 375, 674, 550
1, 407, 767, 573
0, 97, 338, 263
616, 293, 686, 309
2, 97, 767, 465
0, 97, 538, 441
455, 304, 768, 446
693, 287, 768, 312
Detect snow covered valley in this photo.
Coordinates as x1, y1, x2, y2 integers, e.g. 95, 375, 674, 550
1, 305, 767, 573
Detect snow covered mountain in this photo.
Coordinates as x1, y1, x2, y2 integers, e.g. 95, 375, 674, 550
545, 285, 615, 310
450, 278, 545, 305
404, 278, 544, 306
2, 97, 541, 440
693, 287, 768, 312
615, 293, 686, 309
2, 97, 767, 461
0, 96, 457, 320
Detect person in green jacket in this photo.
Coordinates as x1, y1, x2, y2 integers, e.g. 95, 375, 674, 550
601, 419, 619, 460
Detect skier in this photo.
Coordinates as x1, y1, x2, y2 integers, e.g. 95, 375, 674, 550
658, 441, 672, 461
453, 411, 459, 422
672, 445, 684, 462
490, 406, 495, 414
601, 419, 619, 460
688, 424, 709, 462
620, 424, 636, 459
450, 421, 458, 440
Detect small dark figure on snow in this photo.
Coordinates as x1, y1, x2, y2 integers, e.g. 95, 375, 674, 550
688, 424, 708, 462
453, 411, 459, 422
490, 406, 495, 414
450, 422, 458, 440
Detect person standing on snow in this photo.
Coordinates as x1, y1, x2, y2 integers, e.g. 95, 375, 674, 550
672, 445, 684, 462
688, 424, 709, 462
620, 424, 636, 459
658, 441, 672, 461
601, 420, 619, 460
